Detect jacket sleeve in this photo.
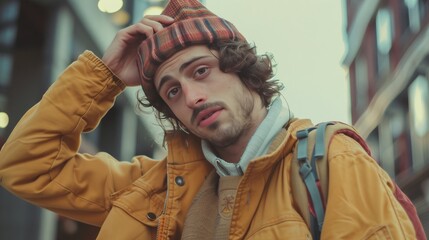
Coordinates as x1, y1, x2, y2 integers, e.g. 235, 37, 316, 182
0, 51, 153, 226
322, 134, 417, 239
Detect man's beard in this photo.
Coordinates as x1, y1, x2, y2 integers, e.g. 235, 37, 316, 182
204, 95, 255, 148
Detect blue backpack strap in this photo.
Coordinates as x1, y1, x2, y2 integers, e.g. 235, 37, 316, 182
311, 122, 335, 179
296, 122, 333, 240
296, 127, 323, 239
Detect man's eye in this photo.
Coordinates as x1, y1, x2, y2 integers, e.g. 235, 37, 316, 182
194, 67, 209, 78
167, 87, 180, 99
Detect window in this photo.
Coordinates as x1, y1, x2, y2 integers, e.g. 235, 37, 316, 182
0, 1, 18, 86
409, 75, 429, 136
405, 0, 421, 32
376, 7, 393, 78
376, 8, 393, 54
355, 54, 369, 114
378, 118, 396, 177
0, 54, 12, 86
408, 75, 429, 170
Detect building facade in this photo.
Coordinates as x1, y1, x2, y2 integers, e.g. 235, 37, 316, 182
0, 0, 170, 239
343, 0, 429, 234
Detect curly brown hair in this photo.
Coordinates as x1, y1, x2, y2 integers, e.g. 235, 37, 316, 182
138, 40, 284, 131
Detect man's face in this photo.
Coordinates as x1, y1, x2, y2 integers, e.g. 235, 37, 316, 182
154, 45, 263, 147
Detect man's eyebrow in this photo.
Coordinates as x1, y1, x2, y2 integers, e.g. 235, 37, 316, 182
179, 55, 208, 72
156, 55, 210, 91
157, 75, 173, 92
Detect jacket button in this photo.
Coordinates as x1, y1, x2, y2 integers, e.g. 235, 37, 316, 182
146, 212, 157, 221
175, 176, 185, 186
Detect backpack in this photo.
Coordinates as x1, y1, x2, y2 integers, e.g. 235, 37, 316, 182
290, 121, 426, 240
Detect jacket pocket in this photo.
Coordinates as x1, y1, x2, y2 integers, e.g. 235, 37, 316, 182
111, 184, 165, 228
362, 226, 393, 240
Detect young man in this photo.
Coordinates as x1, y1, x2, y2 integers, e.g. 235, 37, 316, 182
0, 0, 423, 239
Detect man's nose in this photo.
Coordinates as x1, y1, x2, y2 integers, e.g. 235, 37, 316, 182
182, 81, 207, 108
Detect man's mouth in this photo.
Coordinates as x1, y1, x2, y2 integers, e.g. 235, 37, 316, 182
195, 106, 223, 127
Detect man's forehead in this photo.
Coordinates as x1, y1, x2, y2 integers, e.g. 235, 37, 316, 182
154, 45, 216, 84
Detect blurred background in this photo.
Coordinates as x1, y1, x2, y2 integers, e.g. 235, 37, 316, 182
0, 0, 429, 239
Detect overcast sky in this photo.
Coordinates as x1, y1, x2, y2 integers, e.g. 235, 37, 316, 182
206, 0, 350, 124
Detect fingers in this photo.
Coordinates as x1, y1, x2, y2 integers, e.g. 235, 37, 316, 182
139, 18, 164, 34
102, 15, 174, 86
144, 14, 175, 25
118, 15, 174, 40
139, 15, 174, 33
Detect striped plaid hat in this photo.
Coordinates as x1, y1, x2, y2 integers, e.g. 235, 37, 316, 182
138, 0, 246, 99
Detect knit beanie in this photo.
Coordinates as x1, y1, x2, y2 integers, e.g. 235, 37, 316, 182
137, 0, 246, 100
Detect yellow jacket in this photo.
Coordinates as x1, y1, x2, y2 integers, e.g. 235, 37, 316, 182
0, 51, 416, 239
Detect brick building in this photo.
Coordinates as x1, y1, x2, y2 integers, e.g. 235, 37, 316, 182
343, 0, 429, 233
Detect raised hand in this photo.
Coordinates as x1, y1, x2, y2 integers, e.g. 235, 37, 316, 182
102, 15, 174, 86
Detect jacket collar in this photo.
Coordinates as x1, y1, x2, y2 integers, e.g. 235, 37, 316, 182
240, 118, 314, 175
164, 119, 314, 172
164, 130, 206, 165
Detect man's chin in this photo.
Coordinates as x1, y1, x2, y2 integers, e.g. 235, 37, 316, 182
207, 121, 220, 131
207, 129, 243, 148
191, 121, 220, 136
